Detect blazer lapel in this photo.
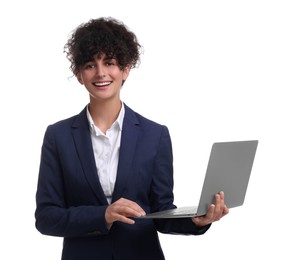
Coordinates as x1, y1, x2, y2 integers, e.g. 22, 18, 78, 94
112, 105, 140, 202
71, 108, 108, 205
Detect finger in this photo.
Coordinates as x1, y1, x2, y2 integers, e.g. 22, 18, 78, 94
213, 194, 221, 212
222, 204, 229, 216
219, 190, 224, 199
118, 198, 146, 216
120, 205, 145, 218
115, 214, 136, 225
192, 204, 215, 227
219, 191, 225, 208
214, 192, 225, 212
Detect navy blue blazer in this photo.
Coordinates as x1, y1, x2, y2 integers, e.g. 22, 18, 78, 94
35, 104, 210, 260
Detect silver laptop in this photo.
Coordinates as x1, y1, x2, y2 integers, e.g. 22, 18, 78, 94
140, 140, 258, 218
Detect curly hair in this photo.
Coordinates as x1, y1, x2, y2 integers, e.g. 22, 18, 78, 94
64, 17, 141, 75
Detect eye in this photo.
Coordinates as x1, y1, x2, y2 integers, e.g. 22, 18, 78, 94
104, 59, 117, 67
84, 63, 95, 69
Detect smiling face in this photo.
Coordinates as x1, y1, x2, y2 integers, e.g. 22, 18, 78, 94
77, 53, 130, 104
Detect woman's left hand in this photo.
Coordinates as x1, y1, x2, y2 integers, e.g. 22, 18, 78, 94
192, 191, 229, 227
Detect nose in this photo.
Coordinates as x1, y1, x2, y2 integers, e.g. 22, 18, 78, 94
95, 62, 106, 78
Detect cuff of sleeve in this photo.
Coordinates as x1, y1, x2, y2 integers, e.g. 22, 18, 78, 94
195, 223, 212, 235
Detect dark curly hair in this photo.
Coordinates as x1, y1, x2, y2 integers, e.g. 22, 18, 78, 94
64, 17, 141, 75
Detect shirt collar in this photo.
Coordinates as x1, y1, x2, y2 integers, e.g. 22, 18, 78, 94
86, 102, 125, 135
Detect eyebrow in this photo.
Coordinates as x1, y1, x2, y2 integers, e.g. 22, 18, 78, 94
93, 52, 116, 60
83, 56, 115, 64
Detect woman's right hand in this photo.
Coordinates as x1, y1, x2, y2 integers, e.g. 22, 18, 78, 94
105, 197, 146, 225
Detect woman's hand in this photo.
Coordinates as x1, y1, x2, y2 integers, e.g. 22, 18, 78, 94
192, 191, 229, 227
105, 198, 146, 225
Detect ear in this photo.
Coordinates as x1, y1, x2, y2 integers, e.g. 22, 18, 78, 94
76, 72, 84, 85
122, 65, 131, 82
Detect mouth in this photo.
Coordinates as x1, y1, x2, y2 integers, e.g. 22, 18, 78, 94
93, 81, 112, 88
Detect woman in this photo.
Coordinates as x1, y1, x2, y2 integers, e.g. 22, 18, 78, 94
35, 17, 228, 260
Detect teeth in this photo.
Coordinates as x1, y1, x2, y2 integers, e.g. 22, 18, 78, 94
94, 82, 111, 86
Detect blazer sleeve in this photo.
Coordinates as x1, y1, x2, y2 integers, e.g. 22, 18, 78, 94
35, 125, 109, 238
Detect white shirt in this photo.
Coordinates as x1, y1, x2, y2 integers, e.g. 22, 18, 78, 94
86, 103, 125, 204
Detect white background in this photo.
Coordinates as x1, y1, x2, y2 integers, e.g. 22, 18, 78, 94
1, 0, 291, 259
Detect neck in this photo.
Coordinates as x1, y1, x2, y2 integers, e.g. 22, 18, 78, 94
89, 99, 122, 133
